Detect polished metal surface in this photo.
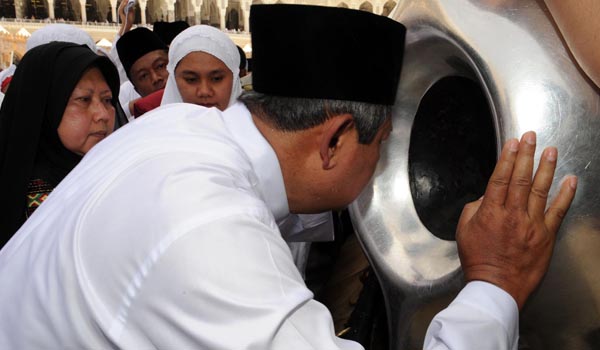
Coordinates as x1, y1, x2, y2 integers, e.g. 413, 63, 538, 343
349, 0, 600, 349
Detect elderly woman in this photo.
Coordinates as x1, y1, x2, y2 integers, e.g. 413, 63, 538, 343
160, 25, 242, 110
0, 42, 123, 244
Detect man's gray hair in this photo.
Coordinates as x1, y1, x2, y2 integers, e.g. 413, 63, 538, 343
239, 91, 391, 144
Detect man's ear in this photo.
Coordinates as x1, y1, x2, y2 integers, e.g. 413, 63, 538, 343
320, 114, 354, 170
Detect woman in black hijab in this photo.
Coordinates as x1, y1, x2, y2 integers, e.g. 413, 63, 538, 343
0, 42, 124, 245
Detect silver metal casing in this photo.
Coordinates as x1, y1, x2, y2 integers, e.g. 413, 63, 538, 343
349, 1, 600, 349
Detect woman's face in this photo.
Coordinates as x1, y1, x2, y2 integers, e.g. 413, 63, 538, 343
58, 67, 115, 156
174, 51, 234, 111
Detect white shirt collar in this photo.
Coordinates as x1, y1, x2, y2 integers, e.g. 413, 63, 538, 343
222, 102, 290, 221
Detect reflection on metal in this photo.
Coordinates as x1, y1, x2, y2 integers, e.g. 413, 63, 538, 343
349, 0, 600, 349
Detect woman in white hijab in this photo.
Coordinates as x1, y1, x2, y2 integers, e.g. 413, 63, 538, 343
160, 25, 242, 111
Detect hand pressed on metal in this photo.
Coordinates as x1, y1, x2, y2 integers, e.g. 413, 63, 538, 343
456, 131, 577, 310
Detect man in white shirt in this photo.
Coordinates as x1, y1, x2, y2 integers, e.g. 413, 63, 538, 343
0, 4, 577, 350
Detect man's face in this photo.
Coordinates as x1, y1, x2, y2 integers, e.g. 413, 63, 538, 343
342, 118, 392, 205
129, 49, 168, 97
310, 117, 393, 212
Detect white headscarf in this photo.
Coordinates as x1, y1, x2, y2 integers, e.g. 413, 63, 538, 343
26, 24, 97, 52
161, 25, 242, 108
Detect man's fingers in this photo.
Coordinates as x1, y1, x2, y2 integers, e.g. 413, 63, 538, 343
483, 138, 519, 207
545, 175, 578, 235
505, 131, 536, 210
528, 147, 558, 217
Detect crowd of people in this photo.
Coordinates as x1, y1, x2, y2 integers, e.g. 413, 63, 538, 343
0, 1, 588, 349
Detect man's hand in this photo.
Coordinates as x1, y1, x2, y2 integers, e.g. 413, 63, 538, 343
456, 131, 577, 309
118, 0, 135, 36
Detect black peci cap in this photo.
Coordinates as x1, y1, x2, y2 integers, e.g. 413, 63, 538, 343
153, 21, 190, 46
249, 4, 406, 105
117, 27, 168, 80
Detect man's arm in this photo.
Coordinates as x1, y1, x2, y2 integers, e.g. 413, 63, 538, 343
544, 0, 600, 88
457, 131, 576, 308
425, 131, 577, 349
425, 281, 519, 349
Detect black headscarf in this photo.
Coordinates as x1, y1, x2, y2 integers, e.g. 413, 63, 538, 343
0, 42, 121, 242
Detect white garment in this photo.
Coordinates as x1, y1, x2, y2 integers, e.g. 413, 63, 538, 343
278, 212, 334, 278
118, 80, 141, 122
26, 24, 97, 52
0, 102, 518, 349
424, 281, 519, 349
0, 65, 14, 108
161, 25, 242, 107
0, 64, 16, 86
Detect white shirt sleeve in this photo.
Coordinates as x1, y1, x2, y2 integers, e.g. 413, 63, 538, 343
424, 281, 519, 350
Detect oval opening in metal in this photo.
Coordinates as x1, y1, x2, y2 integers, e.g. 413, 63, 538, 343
408, 76, 497, 241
